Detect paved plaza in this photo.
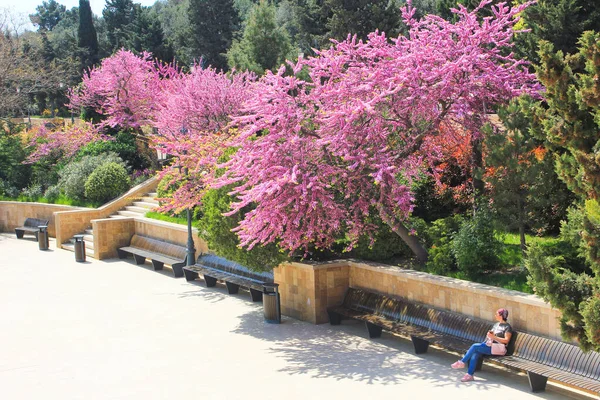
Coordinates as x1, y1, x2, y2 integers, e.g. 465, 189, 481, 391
0, 233, 594, 400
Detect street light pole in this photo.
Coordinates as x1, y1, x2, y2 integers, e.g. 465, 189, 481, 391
187, 206, 195, 266
179, 127, 196, 266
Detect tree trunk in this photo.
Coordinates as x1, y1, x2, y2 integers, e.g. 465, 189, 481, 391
382, 218, 429, 264
471, 134, 484, 213
517, 191, 527, 254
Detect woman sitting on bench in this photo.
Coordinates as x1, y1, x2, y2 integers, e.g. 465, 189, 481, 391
450, 308, 513, 382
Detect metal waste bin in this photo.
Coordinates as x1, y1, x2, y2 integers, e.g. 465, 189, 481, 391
38, 225, 49, 251
74, 234, 86, 262
263, 282, 281, 324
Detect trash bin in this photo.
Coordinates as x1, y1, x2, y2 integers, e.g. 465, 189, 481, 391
38, 225, 49, 251
263, 282, 281, 324
74, 234, 86, 262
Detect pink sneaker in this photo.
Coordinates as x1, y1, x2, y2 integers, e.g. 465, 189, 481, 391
461, 374, 474, 382
451, 360, 465, 369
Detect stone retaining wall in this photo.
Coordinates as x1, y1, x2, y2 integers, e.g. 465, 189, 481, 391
274, 260, 563, 340
0, 202, 85, 238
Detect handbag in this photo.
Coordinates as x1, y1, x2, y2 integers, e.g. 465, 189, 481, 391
491, 342, 507, 356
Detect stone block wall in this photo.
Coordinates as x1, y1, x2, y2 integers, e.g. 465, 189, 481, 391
0, 202, 84, 238
275, 259, 564, 340
93, 218, 136, 259
348, 261, 562, 339
134, 219, 208, 257
274, 261, 349, 324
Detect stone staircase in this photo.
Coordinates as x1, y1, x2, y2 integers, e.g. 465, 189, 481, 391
61, 192, 159, 258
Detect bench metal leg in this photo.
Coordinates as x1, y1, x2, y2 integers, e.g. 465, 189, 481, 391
133, 254, 146, 265
204, 275, 217, 287
475, 356, 483, 372
116, 249, 128, 259
327, 310, 342, 325
410, 336, 430, 354
15, 230, 24, 239
226, 281, 240, 295
151, 260, 164, 271
184, 269, 199, 282
249, 288, 263, 302
527, 372, 548, 392
172, 264, 184, 278
365, 322, 383, 338
34, 232, 39, 242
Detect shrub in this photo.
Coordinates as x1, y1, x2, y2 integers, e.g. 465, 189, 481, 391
0, 180, 19, 198
451, 208, 504, 278
44, 185, 61, 202
348, 215, 420, 261
57, 153, 125, 201
198, 186, 289, 272
75, 131, 150, 171
84, 162, 130, 203
423, 215, 463, 274
526, 243, 598, 350
20, 184, 44, 200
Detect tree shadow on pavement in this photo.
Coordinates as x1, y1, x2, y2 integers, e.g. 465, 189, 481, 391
231, 310, 574, 398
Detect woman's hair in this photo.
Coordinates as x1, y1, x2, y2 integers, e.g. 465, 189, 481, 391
497, 308, 509, 321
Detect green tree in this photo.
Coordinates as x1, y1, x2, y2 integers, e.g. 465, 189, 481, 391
188, 0, 240, 70
125, 5, 174, 62
227, 0, 295, 74
103, 0, 136, 52
516, 0, 600, 63
155, 0, 194, 66
485, 96, 573, 251
29, 0, 67, 32
323, 0, 402, 42
525, 32, 600, 351
78, 0, 99, 70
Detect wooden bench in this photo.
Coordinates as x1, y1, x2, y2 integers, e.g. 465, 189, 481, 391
117, 234, 187, 277
15, 218, 50, 240
328, 288, 600, 394
183, 254, 274, 302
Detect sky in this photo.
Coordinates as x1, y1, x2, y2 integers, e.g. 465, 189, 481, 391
0, 0, 157, 31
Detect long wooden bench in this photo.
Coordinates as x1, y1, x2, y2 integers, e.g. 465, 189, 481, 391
117, 234, 187, 277
328, 288, 600, 394
183, 254, 274, 302
15, 218, 50, 241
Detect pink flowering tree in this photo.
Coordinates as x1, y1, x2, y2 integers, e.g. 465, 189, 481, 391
217, 0, 541, 262
25, 122, 110, 164
151, 66, 254, 213
69, 49, 180, 130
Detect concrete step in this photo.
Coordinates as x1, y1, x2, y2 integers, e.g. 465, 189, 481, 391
61, 242, 95, 258
131, 202, 157, 210
117, 210, 144, 218
108, 214, 130, 219
146, 192, 158, 198
125, 206, 151, 214
140, 197, 160, 205
66, 237, 94, 250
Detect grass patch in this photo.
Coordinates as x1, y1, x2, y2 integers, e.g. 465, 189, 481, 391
145, 211, 188, 225
499, 232, 558, 268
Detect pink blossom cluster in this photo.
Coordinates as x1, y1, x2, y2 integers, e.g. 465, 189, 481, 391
152, 66, 255, 213
25, 122, 109, 164
69, 49, 180, 129
216, 0, 541, 254
66, 1, 541, 259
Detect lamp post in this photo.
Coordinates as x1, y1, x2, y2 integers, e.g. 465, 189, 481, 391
179, 126, 196, 266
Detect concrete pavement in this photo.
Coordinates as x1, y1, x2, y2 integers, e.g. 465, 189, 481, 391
0, 233, 594, 400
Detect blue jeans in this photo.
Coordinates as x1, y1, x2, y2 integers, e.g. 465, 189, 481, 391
461, 342, 492, 375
